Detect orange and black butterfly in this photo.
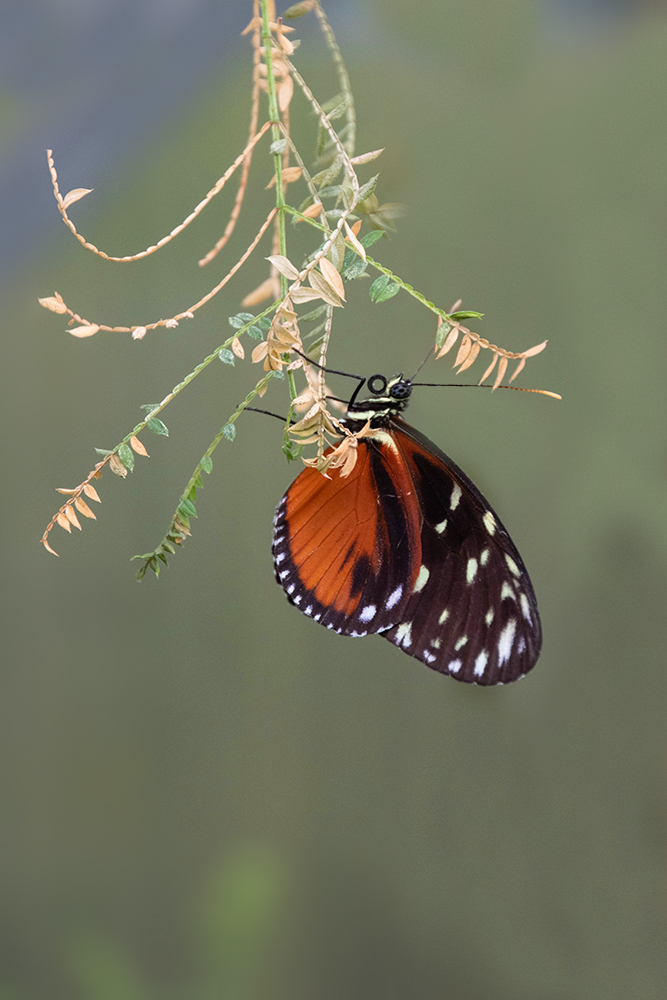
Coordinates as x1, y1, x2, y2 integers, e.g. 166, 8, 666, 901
272, 371, 542, 685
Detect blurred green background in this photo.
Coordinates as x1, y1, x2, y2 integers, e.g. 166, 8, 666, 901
1, 1, 665, 997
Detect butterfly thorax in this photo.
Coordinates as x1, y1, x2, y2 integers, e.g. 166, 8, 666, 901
342, 375, 412, 431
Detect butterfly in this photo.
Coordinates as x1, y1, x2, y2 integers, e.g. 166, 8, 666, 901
272, 371, 542, 684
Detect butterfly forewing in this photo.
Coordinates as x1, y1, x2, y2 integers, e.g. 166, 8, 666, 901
272, 437, 420, 636
379, 420, 542, 684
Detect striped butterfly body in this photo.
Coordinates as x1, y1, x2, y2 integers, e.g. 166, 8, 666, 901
272, 375, 542, 684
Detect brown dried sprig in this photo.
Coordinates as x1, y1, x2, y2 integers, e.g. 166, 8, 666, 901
434, 313, 548, 390
40, 436, 149, 556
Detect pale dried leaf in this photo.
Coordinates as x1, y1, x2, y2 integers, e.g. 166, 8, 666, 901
521, 340, 548, 358
132, 326, 147, 340
69, 324, 99, 339
38, 293, 68, 315
344, 221, 366, 261
436, 323, 460, 358
109, 453, 128, 477
252, 341, 269, 364
57, 512, 72, 533
42, 537, 59, 556
56, 487, 77, 495
308, 270, 342, 308
454, 334, 472, 369
278, 73, 294, 111
63, 505, 82, 530
74, 497, 96, 519
62, 187, 93, 210
478, 353, 499, 384
257, 382, 268, 398
493, 355, 509, 390
242, 276, 279, 307
231, 337, 245, 359
319, 257, 346, 300
165, 319, 179, 329
301, 201, 323, 219
457, 340, 480, 373
510, 357, 526, 382
83, 484, 102, 503
449, 299, 463, 313
349, 148, 384, 165
290, 287, 323, 303
265, 165, 302, 188
266, 255, 299, 280
130, 436, 149, 457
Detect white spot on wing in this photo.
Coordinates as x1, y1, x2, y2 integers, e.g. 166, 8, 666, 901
395, 622, 412, 648
519, 593, 532, 623
314, 613, 321, 621
455, 636, 468, 651
466, 558, 478, 584
474, 651, 489, 677
505, 555, 520, 577
304, 606, 313, 615
287, 584, 295, 594
413, 565, 430, 593
497, 618, 517, 667
431, 638, 441, 649
480, 548, 490, 567
448, 659, 462, 674
386, 585, 403, 609
483, 511, 496, 535
485, 608, 495, 626
293, 595, 302, 605
359, 604, 377, 623
424, 651, 436, 664
279, 569, 290, 581
435, 518, 448, 534
450, 484, 462, 510
275, 552, 286, 564
439, 608, 449, 625
501, 582, 515, 602
517, 636, 526, 654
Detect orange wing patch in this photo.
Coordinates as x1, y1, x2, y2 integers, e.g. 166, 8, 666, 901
286, 444, 379, 613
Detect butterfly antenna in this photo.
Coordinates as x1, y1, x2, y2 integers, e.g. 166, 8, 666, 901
409, 344, 435, 382
411, 381, 561, 399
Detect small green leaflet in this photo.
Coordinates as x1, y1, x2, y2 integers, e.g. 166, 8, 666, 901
201, 456, 213, 474
228, 313, 256, 329
179, 499, 197, 518
247, 326, 264, 340
147, 418, 169, 437
223, 423, 236, 441
218, 349, 235, 365
360, 230, 385, 249
118, 443, 134, 472
369, 274, 399, 303
450, 310, 484, 320
270, 138, 287, 154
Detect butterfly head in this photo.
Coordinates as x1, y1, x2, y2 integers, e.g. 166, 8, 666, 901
345, 374, 413, 426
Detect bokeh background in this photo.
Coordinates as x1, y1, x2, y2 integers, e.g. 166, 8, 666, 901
1, 1, 665, 997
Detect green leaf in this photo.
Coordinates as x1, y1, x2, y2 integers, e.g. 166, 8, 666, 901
179, 499, 197, 518
140, 404, 160, 413
356, 174, 379, 202
118, 443, 135, 472
342, 259, 368, 281
369, 275, 390, 302
162, 541, 176, 554
283, 1, 315, 18
299, 304, 328, 323
272, 369, 284, 379
223, 423, 236, 442
257, 316, 272, 331
269, 138, 287, 154
375, 282, 400, 303
360, 230, 385, 249
136, 563, 148, 581
218, 348, 235, 365
435, 321, 452, 349
94, 448, 112, 455
147, 418, 169, 437
449, 310, 484, 320
201, 456, 213, 474
247, 325, 264, 340
229, 313, 256, 329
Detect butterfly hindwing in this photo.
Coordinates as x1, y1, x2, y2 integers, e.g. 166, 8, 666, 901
379, 419, 542, 684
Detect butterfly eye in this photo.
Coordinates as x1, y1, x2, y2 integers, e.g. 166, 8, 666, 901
367, 375, 387, 395
389, 380, 412, 401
